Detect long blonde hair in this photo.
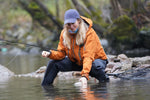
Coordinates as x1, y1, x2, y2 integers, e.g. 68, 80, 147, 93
63, 19, 89, 49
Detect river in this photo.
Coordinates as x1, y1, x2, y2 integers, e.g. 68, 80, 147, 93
0, 54, 150, 100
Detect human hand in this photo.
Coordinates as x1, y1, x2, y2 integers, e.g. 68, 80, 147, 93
42, 51, 51, 57
74, 77, 87, 88
79, 77, 87, 86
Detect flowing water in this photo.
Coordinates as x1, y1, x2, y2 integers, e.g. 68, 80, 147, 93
0, 54, 150, 100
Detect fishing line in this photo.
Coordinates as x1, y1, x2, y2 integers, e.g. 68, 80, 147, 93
4, 50, 20, 67
0, 39, 50, 50
0, 39, 48, 67
0, 39, 42, 48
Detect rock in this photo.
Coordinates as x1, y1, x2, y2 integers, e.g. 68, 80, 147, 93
131, 56, 150, 67
0, 64, 14, 76
36, 66, 47, 73
138, 64, 150, 69
13, 28, 26, 39
72, 71, 81, 76
57, 72, 75, 79
117, 54, 128, 61
105, 54, 150, 80
111, 63, 122, 73
107, 55, 117, 62
106, 54, 132, 74
0, 64, 14, 82
106, 62, 115, 69
15, 66, 46, 78
1, 54, 150, 81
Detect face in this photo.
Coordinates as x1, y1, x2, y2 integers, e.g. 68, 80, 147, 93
66, 20, 80, 31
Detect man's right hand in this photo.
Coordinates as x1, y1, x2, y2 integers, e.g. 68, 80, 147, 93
42, 51, 51, 58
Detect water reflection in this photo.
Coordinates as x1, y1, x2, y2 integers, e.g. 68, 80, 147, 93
108, 79, 150, 100
78, 84, 108, 100
0, 54, 48, 74
0, 77, 44, 100
42, 81, 109, 100
0, 54, 150, 100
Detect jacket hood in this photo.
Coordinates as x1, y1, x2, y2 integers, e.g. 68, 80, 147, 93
80, 16, 93, 29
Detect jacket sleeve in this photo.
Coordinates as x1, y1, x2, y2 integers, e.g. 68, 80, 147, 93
48, 30, 66, 60
81, 30, 97, 80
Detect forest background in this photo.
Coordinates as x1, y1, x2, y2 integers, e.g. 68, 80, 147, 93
0, 0, 150, 56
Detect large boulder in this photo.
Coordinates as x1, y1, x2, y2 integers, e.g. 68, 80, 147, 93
1, 54, 150, 81
105, 54, 150, 80
106, 54, 132, 74
16, 66, 46, 78
106, 15, 139, 54
130, 56, 150, 67
0, 64, 14, 82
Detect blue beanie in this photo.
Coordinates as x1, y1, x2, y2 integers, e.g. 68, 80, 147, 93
64, 9, 80, 25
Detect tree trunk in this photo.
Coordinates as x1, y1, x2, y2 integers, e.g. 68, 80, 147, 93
55, 0, 59, 18
82, 0, 96, 13
72, 0, 106, 37
118, 0, 146, 14
18, 0, 63, 41
34, 0, 63, 30
71, 0, 90, 16
110, 0, 123, 19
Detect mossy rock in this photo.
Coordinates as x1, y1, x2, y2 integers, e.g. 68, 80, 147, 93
106, 15, 139, 50
140, 29, 150, 49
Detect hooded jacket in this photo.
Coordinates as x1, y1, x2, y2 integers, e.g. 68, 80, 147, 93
49, 16, 107, 80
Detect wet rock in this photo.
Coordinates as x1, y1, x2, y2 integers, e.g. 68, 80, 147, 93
107, 55, 117, 62
1, 54, 150, 81
0, 64, 14, 82
0, 64, 14, 76
106, 54, 132, 74
110, 63, 122, 73
15, 66, 46, 78
13, 54, 150, 80
106, 54, 150, 80
15, 66, 78, 79
117, 54, 128, 60
131, 56, 150, 67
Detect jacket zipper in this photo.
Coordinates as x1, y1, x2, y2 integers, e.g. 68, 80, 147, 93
78, 46, 82, 61
72, 38, 76, 60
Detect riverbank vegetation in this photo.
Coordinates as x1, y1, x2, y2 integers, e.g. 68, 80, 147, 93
0, 0, 150, 56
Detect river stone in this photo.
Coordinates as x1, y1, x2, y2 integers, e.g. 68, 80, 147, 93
117, 54, 128, 61
0, 64, 14, 81
131, 56, 150, 67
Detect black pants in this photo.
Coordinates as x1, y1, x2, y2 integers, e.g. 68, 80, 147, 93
41, 57, 108, 86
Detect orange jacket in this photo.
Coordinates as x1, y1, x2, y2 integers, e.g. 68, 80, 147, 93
49, 16, 107, 80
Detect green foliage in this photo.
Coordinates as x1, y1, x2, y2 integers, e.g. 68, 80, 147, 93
28, 2, 47, 20
28, 2, 39, 9
107, 15, 139, 43
65, 0, 72, 10
140, 26, 150, 31
133, 1, 138, 10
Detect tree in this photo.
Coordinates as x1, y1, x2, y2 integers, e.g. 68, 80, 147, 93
110, 0, 124, 19
18, 0, 106, 38
18, 0, 63, 41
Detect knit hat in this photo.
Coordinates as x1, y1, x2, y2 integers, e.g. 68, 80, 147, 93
64, 9, 80, 25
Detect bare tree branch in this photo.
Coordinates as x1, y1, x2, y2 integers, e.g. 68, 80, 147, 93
73, 0, 106, 37
71, 0, 91, 16
34, 0, 63, 30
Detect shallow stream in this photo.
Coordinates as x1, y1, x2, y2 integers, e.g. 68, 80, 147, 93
0, 54, 150, 100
